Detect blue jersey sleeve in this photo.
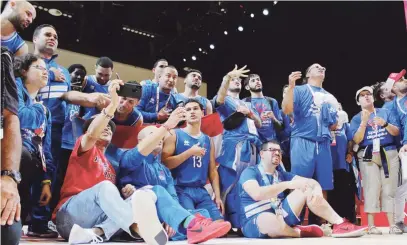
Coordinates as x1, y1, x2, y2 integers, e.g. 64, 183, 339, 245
386, 108, 399, 128
213, 95, 236, 120
271, 98, 282, 122
119, 147, 145, 172
344, 123, 352, 141
136, 85, 158, 123
281, 171, 296, 182
349, 113, 361, 141
239, 167, 258, 186
43, 111, 54, 181
293, 86, 305, 116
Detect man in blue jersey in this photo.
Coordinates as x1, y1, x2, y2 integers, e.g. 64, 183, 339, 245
116, 108, 232, 244
350, 86, 403, 234
282, 63, 338, 198
243, 74, 282, 143
213, 65, 262, 229
136, 65, 178, 124
162, 99, 223, 221
239, 140, 367, 238
140, 58, 168, 86
1, 0, 35, 56
173, 70, 212, 115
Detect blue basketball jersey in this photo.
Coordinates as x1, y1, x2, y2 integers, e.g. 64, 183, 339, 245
1, 32, 25, 54
171, 129, 211, 187
173, 93, 210, 115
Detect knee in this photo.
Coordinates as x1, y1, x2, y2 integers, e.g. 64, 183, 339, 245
96, 180, 118, 194
256, 213, 282, 235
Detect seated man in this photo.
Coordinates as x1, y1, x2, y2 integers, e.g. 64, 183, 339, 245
53, 80, 167, 245
162, 99, 223, 221
117, 107, 231, 244
239, 140, 368, 238
111, 82, 143, 127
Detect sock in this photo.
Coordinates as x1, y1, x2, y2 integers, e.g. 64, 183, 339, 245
333, 218, 344, 225
183, 215, 195, 229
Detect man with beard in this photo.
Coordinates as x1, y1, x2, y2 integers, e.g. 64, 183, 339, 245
213, 65, 262, 229
173, 70, 213, 115
1, 0, 35, 56
162, 99, 223, 221
373, 81, 396, 110
243, 74, 282, 143
238, 140, 367, 238
136, 66, 178, 124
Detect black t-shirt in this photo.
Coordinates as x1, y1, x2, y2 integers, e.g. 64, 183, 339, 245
1, 47, 19, 138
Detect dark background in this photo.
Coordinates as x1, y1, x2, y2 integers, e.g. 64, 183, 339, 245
3, 1, 407, 117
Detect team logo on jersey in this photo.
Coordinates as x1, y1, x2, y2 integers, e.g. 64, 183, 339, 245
159, 170, 166, 181
184, 140, 190, 146
149, 98, 155, 104
367, 119, 378, 131
94, 156, 99, 162
90, 85, 95, 90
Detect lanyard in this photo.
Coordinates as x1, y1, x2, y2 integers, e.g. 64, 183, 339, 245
156, 86, 172, 113
257, 162, 278, 186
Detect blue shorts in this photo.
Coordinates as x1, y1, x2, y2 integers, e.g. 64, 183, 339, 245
175, 186, 223, 221
242, 198, 302, 238
290, 137, 333, 190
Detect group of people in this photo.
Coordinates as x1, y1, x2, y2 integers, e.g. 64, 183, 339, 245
1, 1, 406, 245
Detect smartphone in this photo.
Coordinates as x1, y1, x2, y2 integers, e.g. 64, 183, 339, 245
118, 82, 142, 99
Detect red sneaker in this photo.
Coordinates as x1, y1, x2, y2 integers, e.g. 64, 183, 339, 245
332, 219, 368, 238
296, 225, 324, 237
187, 214, 231, 244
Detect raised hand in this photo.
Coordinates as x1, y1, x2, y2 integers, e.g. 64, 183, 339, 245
227, 65, 250, 79
288, 71, 302, 88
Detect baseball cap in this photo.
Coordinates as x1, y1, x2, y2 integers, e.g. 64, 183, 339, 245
382, 69, 406, 91
355, 86, 373, 105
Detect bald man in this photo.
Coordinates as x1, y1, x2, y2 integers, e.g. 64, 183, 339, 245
1, 0, 36, 56
117, 110, 232, 244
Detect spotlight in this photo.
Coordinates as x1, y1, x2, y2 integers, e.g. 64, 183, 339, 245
238, 26, 243, 32
151, 35, 155, 38
134, 30, 139, 33
63, 13, 67, 17
183, 58, 186, 62
199, 48, 202, 52
221, 8, 225, 12
48, 9, 62, 17
192, 56, 197, 61
250, 13, 254, 18
33, 5, 37, 8
123, 27, 127, 30
263, 9, 269, 16
274, 1, 278, 5
38, 6, 43, 10
209, 44, 215, 49
67, 15, 72, 18
131, 29, 135, 32
146, 34, 150, 37
43, 8, 49, 11
224, 31, 228, 35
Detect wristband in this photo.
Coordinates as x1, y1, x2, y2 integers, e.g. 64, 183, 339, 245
102, 108, 114, 120
383, 122, 389, 128
42, 180, 51, 186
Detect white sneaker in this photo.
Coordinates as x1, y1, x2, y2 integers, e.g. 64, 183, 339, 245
68, 224, 103, 244
132, 190, 168, 245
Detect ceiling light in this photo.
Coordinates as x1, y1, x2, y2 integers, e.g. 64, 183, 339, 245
151, 35, 155, 38
43, 8, 49, 11
134, 30, 139, 33
250, 13, 254, 18
146, 34, 150, 37
67, 15, 72, 18
123, 27, 126, 30
192, 56, 197, 61
63, 13, 67, 17
48, 9, 62, 17
199, 48, 202, 52
224, 31, 228, 35
183, 58, 186, 62
142, 33, 147, 35
263, 9, 269, 16
238, 26, 243, 32
131, 29, 135, 32
274, 1, 278, 5
33, 5, 37, 8
38, 6, 43, 10
209, 44, 215, 49
221, 8, 225, 12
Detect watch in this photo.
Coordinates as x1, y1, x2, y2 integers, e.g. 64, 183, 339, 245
1, 170, 22, 184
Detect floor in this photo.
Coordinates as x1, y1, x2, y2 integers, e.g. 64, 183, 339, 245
19, 227, 407, 245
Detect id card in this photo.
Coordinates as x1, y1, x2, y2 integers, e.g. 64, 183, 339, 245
373, 137, 380, 154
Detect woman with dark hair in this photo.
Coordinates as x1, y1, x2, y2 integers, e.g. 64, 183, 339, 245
14, 53, 57, 238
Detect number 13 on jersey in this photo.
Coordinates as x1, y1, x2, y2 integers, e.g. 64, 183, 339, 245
193, 156, 202, 168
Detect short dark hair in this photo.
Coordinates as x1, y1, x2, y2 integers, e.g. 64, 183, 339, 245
68, 64, 87, 74
372, 81, 385, 102
186, 69, 202, 77
243, 74, 260, 87
96, 57, 113, 69
184, 98, 204, 111
164, 65, 177, 70
33, 24, 57, 39
261, 140, 280, 150
13, 53, 41, 78
153, 58, 168, 68
83, 116, 116, 135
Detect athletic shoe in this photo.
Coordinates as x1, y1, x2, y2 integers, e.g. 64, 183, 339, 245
187, 214, 231, 244
296, 225, 324, 237
27, 224, 59, 238
132, 190, 168, 245
389, 225, 403, 235
367, 226, 382, 235
68, 224, 103, 244
395, 222, 407, 233
332, 219, 368, 238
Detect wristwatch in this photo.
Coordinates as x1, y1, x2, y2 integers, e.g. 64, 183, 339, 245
1, 170, 22, 184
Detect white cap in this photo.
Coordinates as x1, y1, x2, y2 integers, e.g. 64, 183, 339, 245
355, 86, 373, 105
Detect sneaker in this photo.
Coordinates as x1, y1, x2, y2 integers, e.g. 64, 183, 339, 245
389, 225, 403, 235
27, 224, 59, 238
68, 224, 103, 244
296, 225, 324, 237
395, 222, 407, 233
321, 223, 333, 237
332, 219, 368, 238
367, 226, 383, 235
132, 190, 168, 245
187, 214, 231, 244
48, 220, 58, 233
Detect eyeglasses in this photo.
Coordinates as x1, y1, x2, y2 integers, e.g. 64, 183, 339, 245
30, 65, 47, 72
261, 148, 282, 153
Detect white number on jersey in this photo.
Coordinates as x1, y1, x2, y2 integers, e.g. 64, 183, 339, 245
193, 156, 202, 168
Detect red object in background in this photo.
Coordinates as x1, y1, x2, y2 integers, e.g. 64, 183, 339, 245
404, 0, 407, 31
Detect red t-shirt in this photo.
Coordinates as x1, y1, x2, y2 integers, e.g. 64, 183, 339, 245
52, 136, 116, 221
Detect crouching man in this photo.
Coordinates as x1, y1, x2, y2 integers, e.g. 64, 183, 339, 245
239, 140, 368, 238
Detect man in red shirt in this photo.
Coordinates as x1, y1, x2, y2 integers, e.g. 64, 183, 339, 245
52, 80, 168, 245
